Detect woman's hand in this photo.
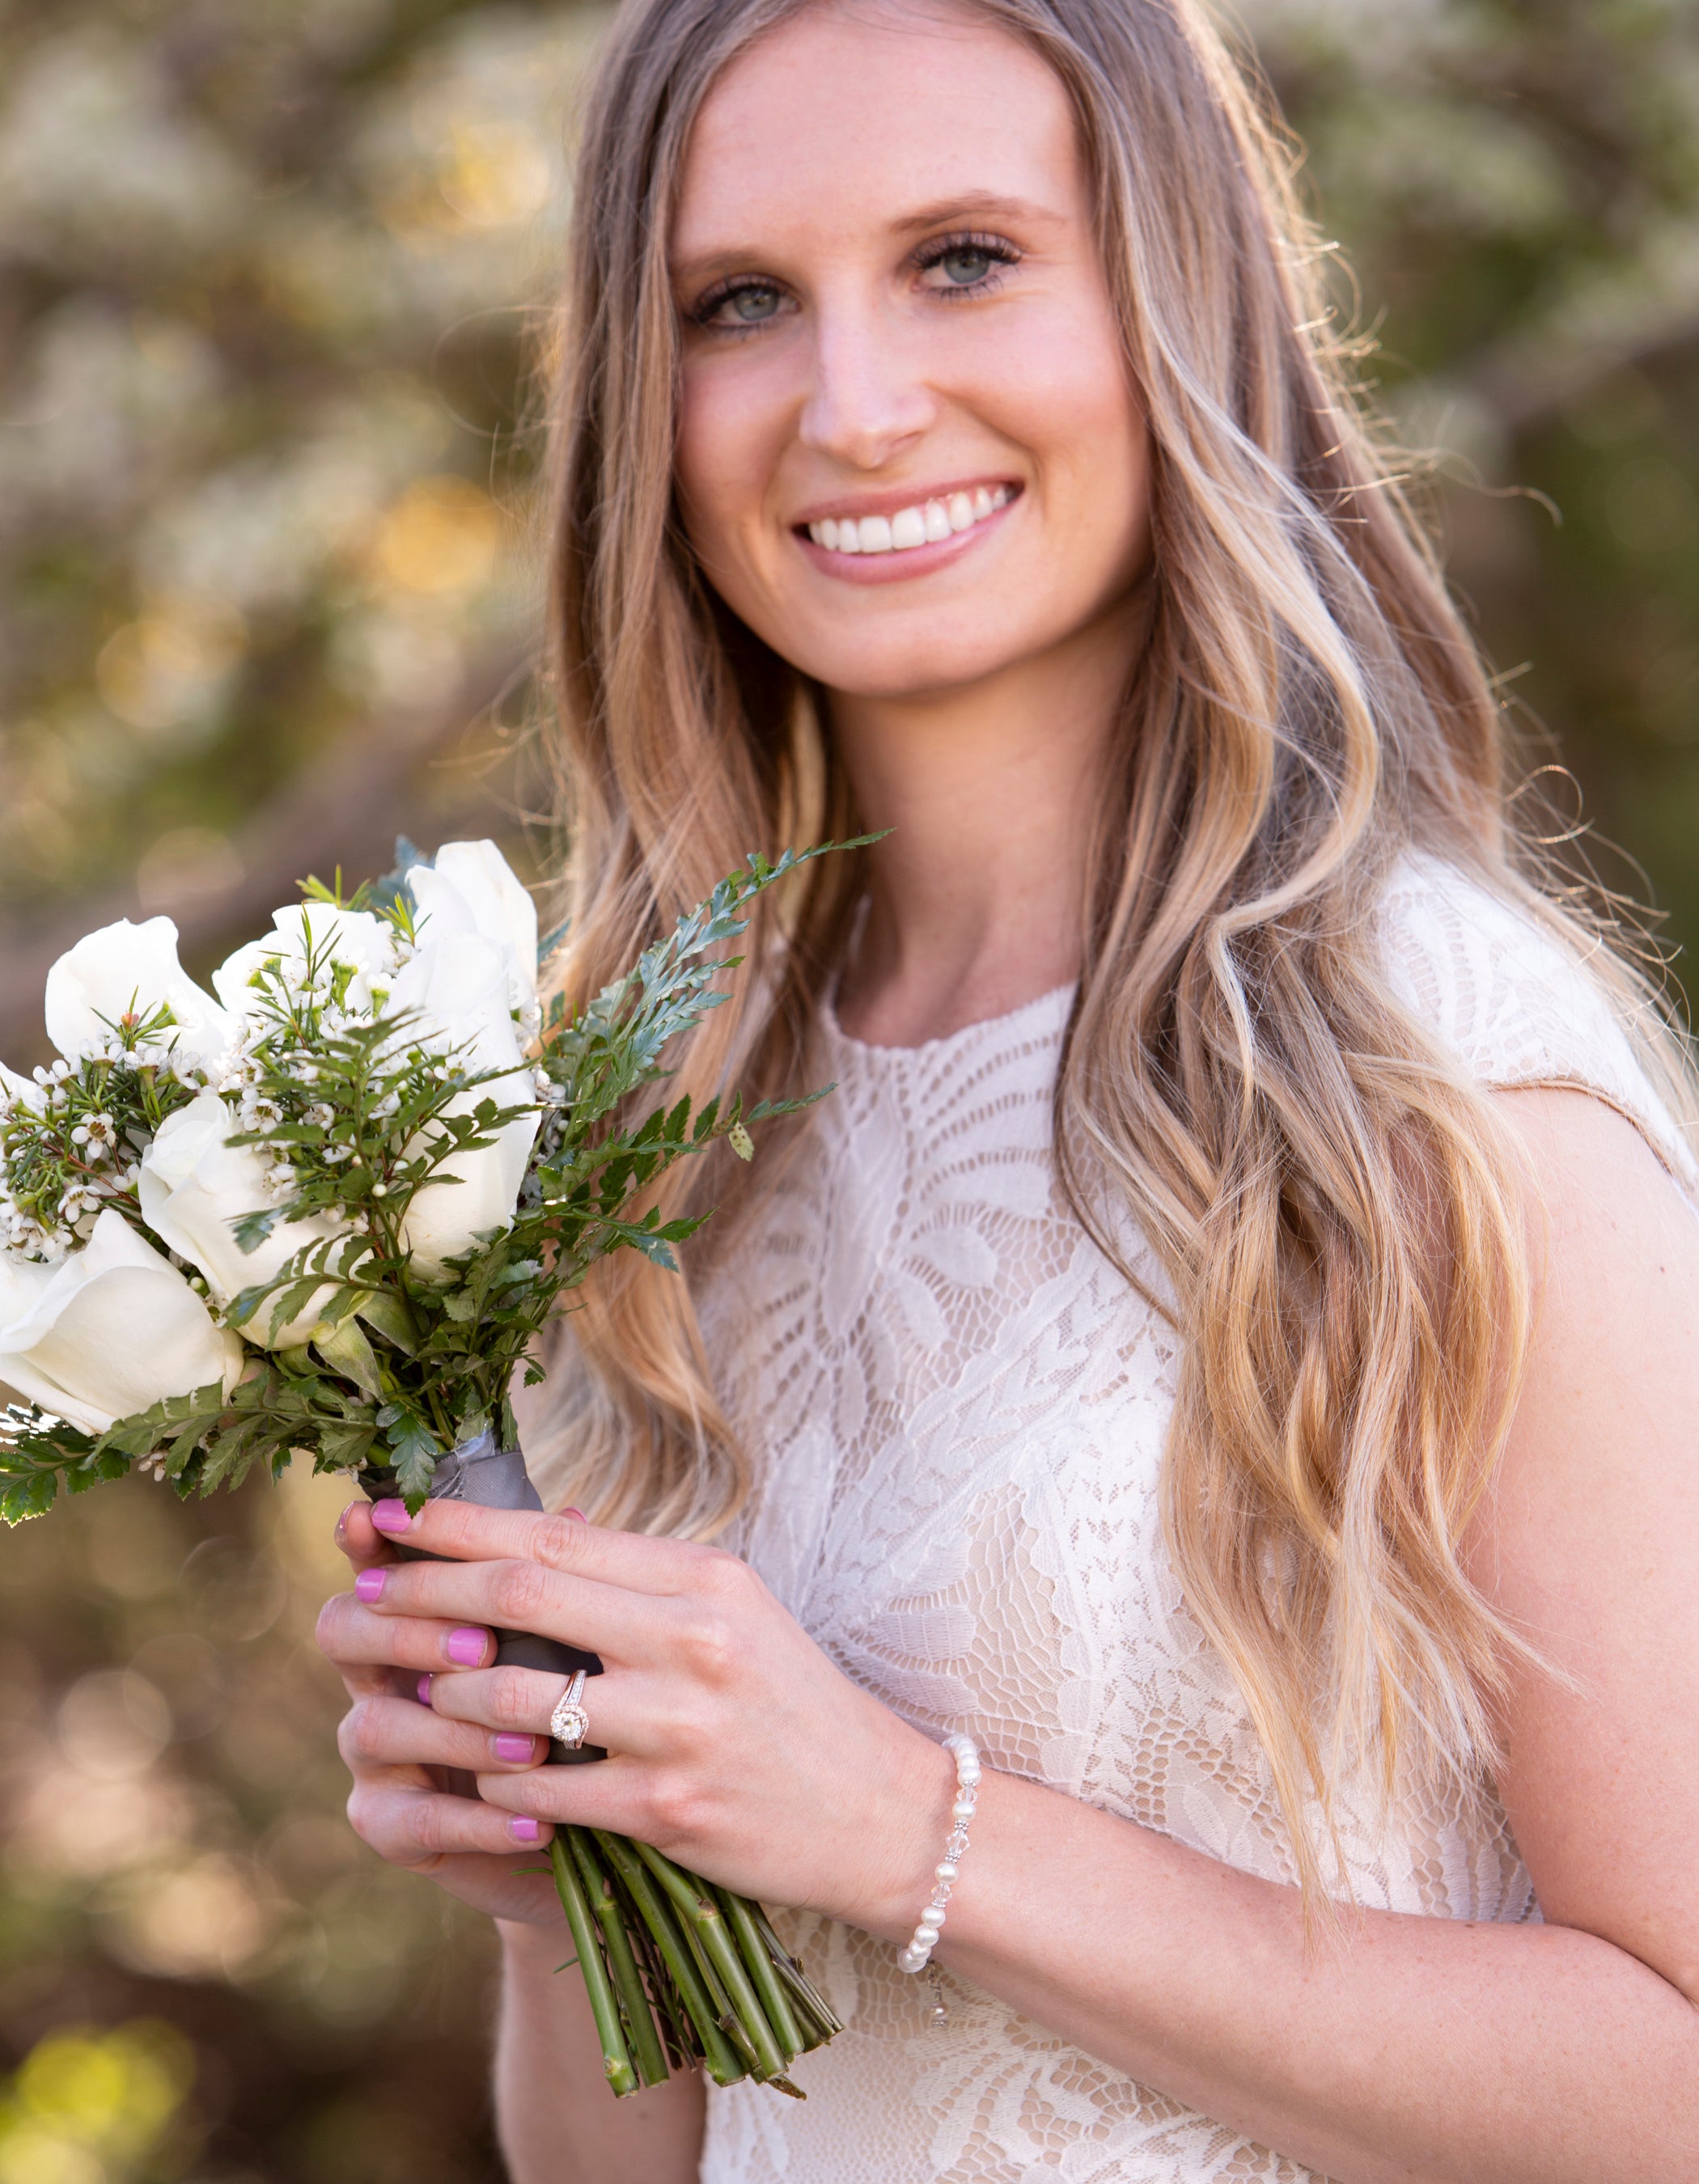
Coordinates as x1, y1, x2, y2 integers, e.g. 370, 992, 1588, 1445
314, 1497, 565, 1924
318, 1494, 955, 1937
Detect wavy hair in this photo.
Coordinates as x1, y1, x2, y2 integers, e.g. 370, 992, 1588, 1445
525, 0, 1697, 1900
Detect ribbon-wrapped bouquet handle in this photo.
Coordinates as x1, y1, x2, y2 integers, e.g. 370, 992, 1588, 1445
362, 1429, 605, 1763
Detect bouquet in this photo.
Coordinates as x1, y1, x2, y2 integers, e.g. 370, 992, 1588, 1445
0, 837, 843, 2098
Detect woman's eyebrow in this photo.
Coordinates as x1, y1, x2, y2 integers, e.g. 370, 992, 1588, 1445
889, 190, 1066, 235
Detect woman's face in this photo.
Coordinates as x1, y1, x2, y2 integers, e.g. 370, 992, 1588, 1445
671, 1, 1152, 703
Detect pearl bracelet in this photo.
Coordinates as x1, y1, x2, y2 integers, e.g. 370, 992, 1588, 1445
897, 1732, 981, 1974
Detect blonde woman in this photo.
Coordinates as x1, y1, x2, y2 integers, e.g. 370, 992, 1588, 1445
314, 0, 1699, 2177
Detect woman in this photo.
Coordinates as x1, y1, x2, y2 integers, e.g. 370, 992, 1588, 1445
314, 0, 1699, 2177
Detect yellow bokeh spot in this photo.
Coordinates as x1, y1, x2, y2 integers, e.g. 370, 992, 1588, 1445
94, 603, 247, 733
0, 2024, 192, 2184
370, 475, 502, 597
437, 121, 552, 228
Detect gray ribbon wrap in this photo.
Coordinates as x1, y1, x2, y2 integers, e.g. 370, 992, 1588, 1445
362, 1428, 604, 1765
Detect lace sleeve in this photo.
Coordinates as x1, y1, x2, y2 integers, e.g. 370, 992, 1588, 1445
1377, 855, 1697, 1187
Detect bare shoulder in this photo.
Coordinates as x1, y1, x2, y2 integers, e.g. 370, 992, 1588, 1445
1477, 1086, 1699, 2001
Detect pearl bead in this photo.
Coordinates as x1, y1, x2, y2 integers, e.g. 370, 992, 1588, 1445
951, 1799, 976, 1822
935, 1861, 958, 1882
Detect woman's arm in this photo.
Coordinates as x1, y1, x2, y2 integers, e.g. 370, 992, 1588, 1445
333, 1087, 1699, 2183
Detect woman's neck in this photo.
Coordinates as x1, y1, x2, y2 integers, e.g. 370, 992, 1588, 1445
828, 596, 1142, 1049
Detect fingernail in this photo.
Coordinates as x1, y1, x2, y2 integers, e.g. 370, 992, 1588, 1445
494, 1733, 536, 1763
335, 1503, 356, 1547
371, 1498, 413, 1535
445, 1626, 488, 1668
417, 1675, 433, 1708
561, 1508, 587, 1523
354, 1568, 388, 1604
509, 1816, 541, 1843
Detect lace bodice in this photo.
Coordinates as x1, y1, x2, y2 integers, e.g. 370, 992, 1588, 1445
693, 859, 1691, 2184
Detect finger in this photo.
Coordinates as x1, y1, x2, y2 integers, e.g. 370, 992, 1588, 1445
340, 1692, 549, 1777
316, 1587, 498, 1675
336, 1498, 388, 1568
472, 1755, 672, 1846
426, 1662, 670, 1759
366, 1494, 732, 1601
341, 1554, 693, 1668
347, 1773, 554, 1864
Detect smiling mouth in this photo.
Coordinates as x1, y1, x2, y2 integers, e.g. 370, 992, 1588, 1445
801, 484, 1017, 557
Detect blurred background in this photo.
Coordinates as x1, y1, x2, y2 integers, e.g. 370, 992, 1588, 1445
1, 0, 1697, 2176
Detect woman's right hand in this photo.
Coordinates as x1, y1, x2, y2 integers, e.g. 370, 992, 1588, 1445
314, 1495, 561, 1924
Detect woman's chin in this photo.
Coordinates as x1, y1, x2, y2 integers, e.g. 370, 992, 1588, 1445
787, 621, 1055, 705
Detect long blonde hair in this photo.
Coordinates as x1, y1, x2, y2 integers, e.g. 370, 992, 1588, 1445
530, 0, 1696, 1899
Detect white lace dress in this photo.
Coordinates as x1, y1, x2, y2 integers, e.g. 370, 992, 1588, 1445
693, 858, 1692, 2184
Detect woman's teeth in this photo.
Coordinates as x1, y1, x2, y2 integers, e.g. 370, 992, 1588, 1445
807, 485, 1013, 555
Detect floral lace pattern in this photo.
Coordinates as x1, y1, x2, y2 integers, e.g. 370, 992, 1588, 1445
693, 861, 1690, 2184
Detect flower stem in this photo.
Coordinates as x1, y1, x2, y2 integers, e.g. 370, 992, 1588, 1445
633, 1843, 788, 2085
750, 1904, 844, 2047
591, 1831, 747, 2087
549, 1837, 638, 2097
715, 1886, 804, 2062
567, 1828, 671, 2090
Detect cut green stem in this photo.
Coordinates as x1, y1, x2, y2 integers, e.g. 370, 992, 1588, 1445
633, 1844, 788, 2085
717, 1886, 804, 2063
751, 1904, 843, 2046
593, 1831, 747, 2087
568, 1828, 670, 2090
549, 1838, 638, 2097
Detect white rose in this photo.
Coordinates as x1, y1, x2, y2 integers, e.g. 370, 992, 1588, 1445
213, 902, 399, 1022
407, 840, 538, 1014
0, 1209, 243, 1435
138, 1090, 348, 1346
44, 917, 231, 1067
388, 933, 540, 1279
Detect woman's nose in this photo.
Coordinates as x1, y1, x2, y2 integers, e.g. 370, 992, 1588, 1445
798, 308, 936, 472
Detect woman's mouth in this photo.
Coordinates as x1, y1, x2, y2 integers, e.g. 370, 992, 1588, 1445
803, 483, 1016, 557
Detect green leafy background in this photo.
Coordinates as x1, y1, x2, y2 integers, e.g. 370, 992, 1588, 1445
2, 0, 1697, 2173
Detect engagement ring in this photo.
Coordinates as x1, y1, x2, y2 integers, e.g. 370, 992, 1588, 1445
549, 1669, 590, 1751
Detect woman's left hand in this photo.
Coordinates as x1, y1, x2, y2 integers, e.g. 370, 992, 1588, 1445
339, 1492, 955, 1935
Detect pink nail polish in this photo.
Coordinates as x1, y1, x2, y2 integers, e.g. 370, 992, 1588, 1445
494, 1733, 535, 1763
509, 1816, 540, 1843
371, 1498, 413, 1535
445, 1626, 487, 1668
354, 1568, 388, 1603
562, 1508, 587, 1522
417, 1675, 433, 1707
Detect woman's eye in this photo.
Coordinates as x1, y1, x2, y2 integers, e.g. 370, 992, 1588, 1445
916, 237, 1018, 295
697, 282, 789, 329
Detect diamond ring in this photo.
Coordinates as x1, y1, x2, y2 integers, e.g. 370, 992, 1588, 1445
549, 1669, 590, 1751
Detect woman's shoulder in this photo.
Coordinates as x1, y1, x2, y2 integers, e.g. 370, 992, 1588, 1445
1375, 850, 1697, 1184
